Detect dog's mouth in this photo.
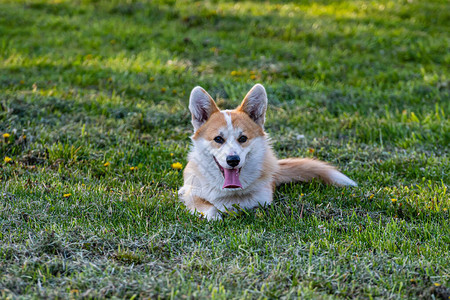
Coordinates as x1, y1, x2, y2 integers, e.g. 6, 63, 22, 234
213, 156, 242, 189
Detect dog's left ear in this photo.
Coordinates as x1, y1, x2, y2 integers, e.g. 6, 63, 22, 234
237, 84, 268, 126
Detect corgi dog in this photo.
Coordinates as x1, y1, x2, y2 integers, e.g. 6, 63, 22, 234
178, 84, 357, 220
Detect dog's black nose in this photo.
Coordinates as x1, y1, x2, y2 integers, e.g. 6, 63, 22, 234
226, 155, 240, 167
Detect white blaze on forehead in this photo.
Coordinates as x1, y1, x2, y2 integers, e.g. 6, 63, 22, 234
221, 111, 233, 133
219, 110, 242, 157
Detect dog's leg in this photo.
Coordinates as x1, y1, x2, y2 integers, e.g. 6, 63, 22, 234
187, 196, 221, 220
179, 162, 221, 220
179, 186, 221, 220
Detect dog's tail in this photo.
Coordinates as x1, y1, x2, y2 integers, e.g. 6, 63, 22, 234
274, 158, 357, 187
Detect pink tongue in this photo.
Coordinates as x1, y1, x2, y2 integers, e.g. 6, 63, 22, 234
223, 168, 242, 189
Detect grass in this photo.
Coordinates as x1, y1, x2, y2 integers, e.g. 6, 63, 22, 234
0, 0, 449, 298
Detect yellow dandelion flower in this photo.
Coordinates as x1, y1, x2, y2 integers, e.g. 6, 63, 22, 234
250, 74, 257, 80
172, 90, 177, 94
171, 162, 183, 170
4, 156, 12, 163
300, 193, 304, 196
19, 80, 25, 84
170, 153, 174, 156
444, 208, 448, 211
434, 283, 440, 287
2, 133, 10, 138
149, 77, 155, 82
63, 193, 72, 198
130, 166, 136, 171
160, 88, 166, 93
391, 198, 397, 203
103, 162, 110, 167
369, 194, 375, 199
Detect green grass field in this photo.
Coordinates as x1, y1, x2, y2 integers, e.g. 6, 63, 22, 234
1, 0, 449, 298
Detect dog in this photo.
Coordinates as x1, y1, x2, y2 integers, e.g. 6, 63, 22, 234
178, 84, 357, 220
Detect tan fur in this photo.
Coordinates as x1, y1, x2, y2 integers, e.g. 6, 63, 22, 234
189, 196, 215, 212
260, 148, 279, 192
230, 111, 265, 139
193, 110, 264, 142
274, 158, 338, 186
260, 147, 279, 182
193, 111, 225, 141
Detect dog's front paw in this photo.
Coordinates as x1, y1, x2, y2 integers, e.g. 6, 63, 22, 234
200, 207, 222, 221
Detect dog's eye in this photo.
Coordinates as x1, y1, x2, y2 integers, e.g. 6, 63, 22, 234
214, 136, 225, 144
238, 135, 248, 143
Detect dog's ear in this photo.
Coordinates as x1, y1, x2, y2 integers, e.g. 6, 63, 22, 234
189, 86, 219, 131
237, 84, 267, 126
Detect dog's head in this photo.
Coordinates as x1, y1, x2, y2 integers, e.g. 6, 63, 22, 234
188, 84, 268, 190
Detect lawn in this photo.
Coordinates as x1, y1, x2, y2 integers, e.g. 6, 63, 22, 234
0, 0, 449, 298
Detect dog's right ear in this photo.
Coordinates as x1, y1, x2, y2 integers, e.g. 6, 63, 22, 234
189, 86, 219, 131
